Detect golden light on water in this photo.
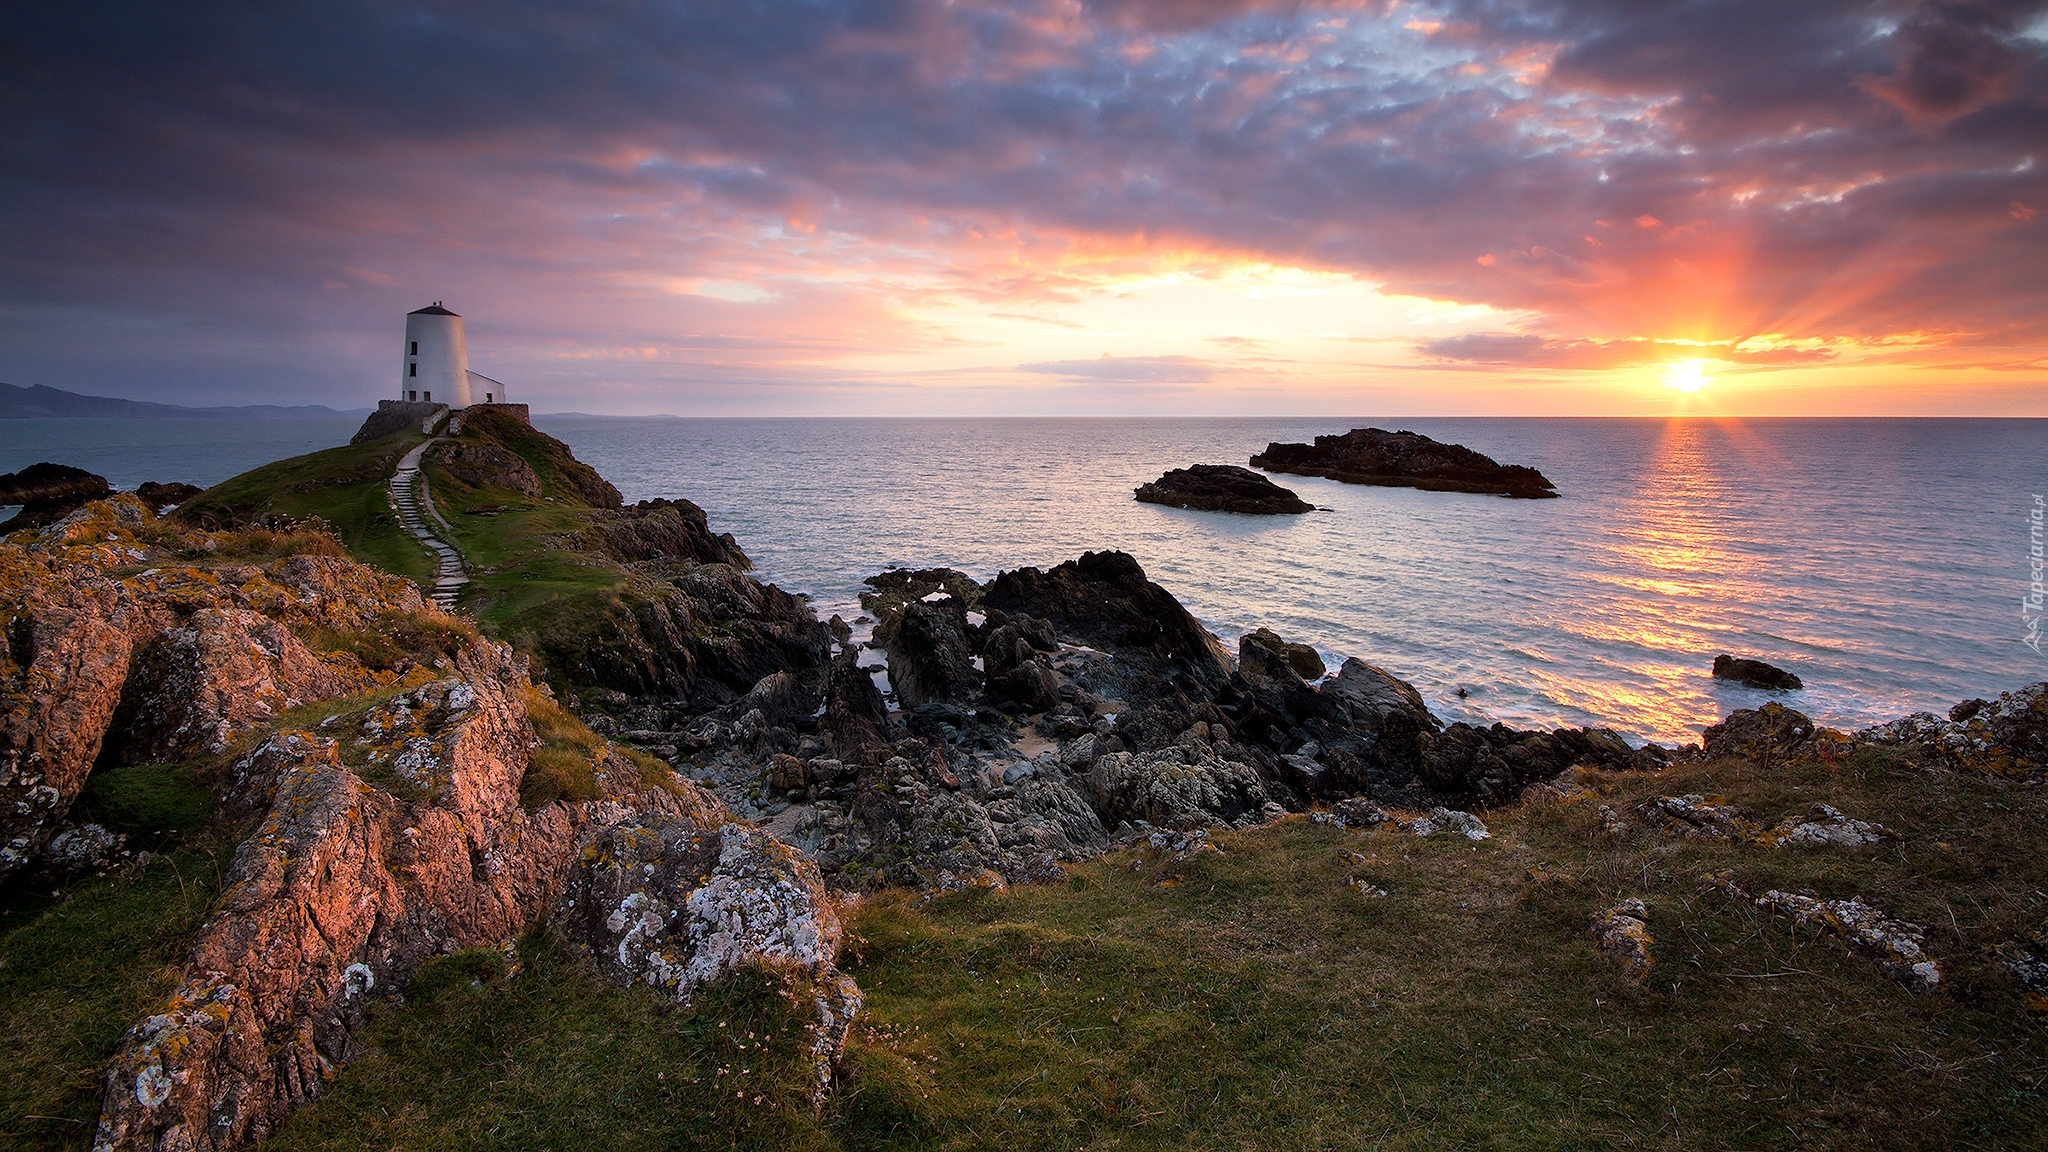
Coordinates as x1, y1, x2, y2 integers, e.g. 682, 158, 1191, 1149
1664, 359, 1712, 393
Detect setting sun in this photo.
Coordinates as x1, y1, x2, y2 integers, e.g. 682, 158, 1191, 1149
1664, 359, 1712, 394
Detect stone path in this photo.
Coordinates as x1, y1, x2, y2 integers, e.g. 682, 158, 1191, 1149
390, 439, 468, 610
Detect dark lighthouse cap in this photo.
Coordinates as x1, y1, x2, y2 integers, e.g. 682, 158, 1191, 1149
410, 302, 459, 316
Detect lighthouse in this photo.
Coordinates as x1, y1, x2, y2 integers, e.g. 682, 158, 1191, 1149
401, 302, 470, 407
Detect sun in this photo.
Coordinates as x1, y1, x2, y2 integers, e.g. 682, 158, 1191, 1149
1664, 358, 1712, 393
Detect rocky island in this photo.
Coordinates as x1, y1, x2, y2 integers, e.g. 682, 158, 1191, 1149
2, 410, 2044, 1150
1250, 427, 1559, 498
1134, 464, 1314, 514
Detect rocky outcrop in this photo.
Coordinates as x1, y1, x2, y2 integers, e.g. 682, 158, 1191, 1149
1250, 428, 1557, 498
1642, 796, 1886, 848
1712, 653, 1802, 690
983, 551, 1232, 695
573, 498, 751, 569
1858, 682, 2048, 781
1242, 627, 1324, 680
539, 564, 833, 713
1594, 899, 1654, 983
882, 599, 980, 709
1134, 464, 1313, 514
0, 556, 160, 877
423, 438, 542, 498
92, 635, 847, 1150
134, 482, 203, 514
1700, 701, 1859, 766
0, 462, 113, 529
0, 509, 440, 883
554, 819, 860, 1102
1081, 735, 1270, 832
105, 608, 371, 766
1754, 890, 1941, 991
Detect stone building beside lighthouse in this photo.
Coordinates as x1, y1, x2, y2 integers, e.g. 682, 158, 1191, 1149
353, 302, 528, 443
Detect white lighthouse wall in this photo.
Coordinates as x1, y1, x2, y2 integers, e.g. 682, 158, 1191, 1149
401, 312, 470, 406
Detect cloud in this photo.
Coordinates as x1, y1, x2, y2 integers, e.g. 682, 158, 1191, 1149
0, 0, 2042, 409
1018, 354, 1219, 382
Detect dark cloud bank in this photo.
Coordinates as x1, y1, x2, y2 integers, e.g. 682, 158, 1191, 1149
1, 0, 2042, 405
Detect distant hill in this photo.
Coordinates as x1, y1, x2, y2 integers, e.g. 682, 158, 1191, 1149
0, 381, 369, 420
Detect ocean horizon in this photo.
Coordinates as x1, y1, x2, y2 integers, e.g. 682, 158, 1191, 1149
5, 413, 2043, 745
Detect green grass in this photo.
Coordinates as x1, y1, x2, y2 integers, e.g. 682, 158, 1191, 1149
266, 939, 839, 1152
175, 433, 434, 583
0, 849, 229, 1150
230, 745, 2048, 1150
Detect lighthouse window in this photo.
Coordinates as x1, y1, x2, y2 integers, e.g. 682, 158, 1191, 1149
410, 341, 418, 355
409, 364, 417, 377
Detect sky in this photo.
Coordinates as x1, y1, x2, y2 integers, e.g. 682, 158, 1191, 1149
2, 0, 2045, 416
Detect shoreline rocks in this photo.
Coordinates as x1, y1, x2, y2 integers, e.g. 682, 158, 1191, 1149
1712, 653, 1802, 690
1134, 464, 1314, 514
0, 462, 113, 529
1250, 428, 1557, 499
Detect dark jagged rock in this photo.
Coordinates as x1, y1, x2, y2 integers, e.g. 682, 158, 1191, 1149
0, 462, 113, 529
134, 481, 202, 513
0, 462, 113, 506
983, 550, 1232, 695
1242, 627, 1324, 680
1713, 653, 1803, 690
859, 567, 983, 655
980, 613, 1062, 711
535, 565, 832, 712
1135, 464, 1313, 514
1250, 428, 1558, 498
883, 599, 981, 709
574, 498, 751, 569
820, 645, 894, 764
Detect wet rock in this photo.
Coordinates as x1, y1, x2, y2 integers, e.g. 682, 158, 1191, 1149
1134, 464, 1313, 514
742, 670, 815, 729
983, 551, 1232, 695
1593, 899, 1654, 983
1245, 628, 1325, 679
1858, 682, 2048, 781
883, 599, 980, 709
981, 616, 1062, 712
1754, 890, 1941, 990
1712, 653, 1802, 690
819, 646, 892, 764
1250, 427, 1557, 499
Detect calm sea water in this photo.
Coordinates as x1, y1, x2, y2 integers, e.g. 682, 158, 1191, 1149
5, 415, 2042, 744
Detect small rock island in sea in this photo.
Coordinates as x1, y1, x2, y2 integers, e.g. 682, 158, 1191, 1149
1250, 427, 1558, 498
1134, 463, 1314, 514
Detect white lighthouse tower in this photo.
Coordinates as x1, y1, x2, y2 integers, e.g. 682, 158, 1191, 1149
401, 302, 471, 408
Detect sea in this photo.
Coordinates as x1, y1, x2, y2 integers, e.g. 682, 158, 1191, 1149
4, 415, 2043, 746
